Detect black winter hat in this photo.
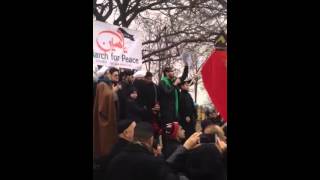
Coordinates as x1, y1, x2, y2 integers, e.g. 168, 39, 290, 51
117, 119, 135, 134
145, 71, 153, 78
201, 119, 215, 131
178, 79, 192, 87
134, 122, 154, 140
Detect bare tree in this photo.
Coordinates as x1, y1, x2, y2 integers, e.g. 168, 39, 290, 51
93, 0, 227, 82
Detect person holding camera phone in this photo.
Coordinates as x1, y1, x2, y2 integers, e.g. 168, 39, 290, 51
162, 122, 186, 159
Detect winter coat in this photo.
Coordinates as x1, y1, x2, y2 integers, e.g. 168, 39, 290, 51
163, 138, 181, 159
118, 81, 133, 119
93, 77, 118, 158
107, 143, 182, 180
126, 98, 147, 122
94, 138, 130, 180
179, 90, 197, 138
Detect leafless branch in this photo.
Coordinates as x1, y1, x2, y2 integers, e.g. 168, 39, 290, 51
143, 35, 218, 59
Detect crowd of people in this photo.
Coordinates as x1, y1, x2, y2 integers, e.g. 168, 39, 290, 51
93, 63, 227, 180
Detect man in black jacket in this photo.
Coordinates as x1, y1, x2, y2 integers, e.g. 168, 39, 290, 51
158, 65, 188, 127
179, 80, 197, 139
94, 119, 136, 180
118, 70, 134, 119
107, 122, 201, 180
131, 72, 160, 125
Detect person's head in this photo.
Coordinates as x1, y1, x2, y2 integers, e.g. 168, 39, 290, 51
201, 119, 216, 134
181, 82, 190, 91
179, 80, 192, 91
145, 71, 153, 82
185, 144, 225, 180
206, 108, 218, 119
133, 70, 146, 80
165, 122, 185, 141
108, 67, 120, 83
134, 122, 154, 152
127, 74, 134, 83
118, 119, 136, 142
163, 67, 175, 79
128, 87, 138, 100
121, 70, 134, 83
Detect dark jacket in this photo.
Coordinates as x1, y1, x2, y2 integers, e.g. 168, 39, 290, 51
106, 137, 130, 165
107, 143, 182, 180
118, 81, 133, 119
140, 81, 159, 122
159, 66, 188, 125
133, 79, 159, 122
133, 79, 146, 106
94, 138, 130, 180
163, 138, 181, 159
179, 90, 197, 138
165, 144, 227, 180
126, 98, 147, 122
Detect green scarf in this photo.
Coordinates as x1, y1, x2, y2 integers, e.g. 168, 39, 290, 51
161, 76, 179, 117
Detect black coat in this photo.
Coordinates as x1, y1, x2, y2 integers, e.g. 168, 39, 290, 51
126, 98, 147, 122
106, 137, 130, 165
159, 66, 188, 126
117, 81, 133, 119
107, 143, 180, 180
166, 144, 226, 180
184, 144, 226, 180
179, 90, 197, 138
94, 138, 130, 180
133, 79, 159, 122
163, 139, 181, 159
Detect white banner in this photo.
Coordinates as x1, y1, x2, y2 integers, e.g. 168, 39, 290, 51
93, 21, 143, 70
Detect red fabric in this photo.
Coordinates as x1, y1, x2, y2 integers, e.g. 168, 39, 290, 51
201, 50, 227, 122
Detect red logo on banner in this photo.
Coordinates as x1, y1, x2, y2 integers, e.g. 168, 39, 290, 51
96, 29, 127, 53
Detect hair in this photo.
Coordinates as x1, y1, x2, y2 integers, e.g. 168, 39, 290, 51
103, 69, 109, 76
179, 81, 188, 87
163, 67, 173, 77
206, 108, 216, 116
185, 144, 226, 180
145, 71, 153, 78
109, 67, 119, 75
134, 122, 154, 142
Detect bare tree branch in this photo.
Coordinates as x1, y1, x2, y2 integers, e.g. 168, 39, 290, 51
216, 0, 227, 9
142, 35, 218, 59
93, 0, 113, 22
142, 53, 180, 63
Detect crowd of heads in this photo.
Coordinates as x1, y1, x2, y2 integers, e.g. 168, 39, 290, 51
93, 65, 227, 180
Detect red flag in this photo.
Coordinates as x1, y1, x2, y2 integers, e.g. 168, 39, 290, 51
201, 49, 227, 122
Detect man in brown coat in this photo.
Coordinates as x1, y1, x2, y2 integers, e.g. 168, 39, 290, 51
93, 67, 121, 159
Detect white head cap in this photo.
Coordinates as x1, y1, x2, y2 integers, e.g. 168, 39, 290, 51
96, 66, 109, 78
133, 70, 146, 78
